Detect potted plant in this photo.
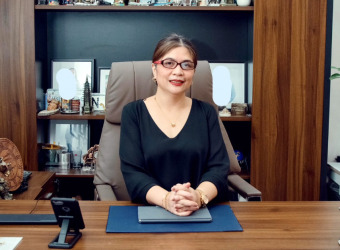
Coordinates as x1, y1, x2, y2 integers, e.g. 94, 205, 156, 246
330, 66, 340, 80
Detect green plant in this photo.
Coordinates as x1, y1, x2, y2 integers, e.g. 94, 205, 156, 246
330, 66, 340, 80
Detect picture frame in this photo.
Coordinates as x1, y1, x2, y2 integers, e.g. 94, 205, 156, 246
209, 62, 245, 108
97, 67, 111, 95
48, 120, 89, 157
51, 59, 94, 93
92, 93, 106, 111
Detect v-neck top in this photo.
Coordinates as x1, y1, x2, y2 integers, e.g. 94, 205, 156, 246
120, 98, 230, 204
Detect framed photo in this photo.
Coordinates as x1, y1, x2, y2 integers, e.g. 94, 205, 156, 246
92, 93, 106, 111
51, 59, 94, 93
98, 67, 110, 94
209, 62, 245, 108
49, 120, 89, 158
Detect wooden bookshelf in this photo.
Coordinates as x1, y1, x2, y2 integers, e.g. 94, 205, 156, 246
35, 5, 254, 12
220, 115, 251, 122
37, 111, 105, 120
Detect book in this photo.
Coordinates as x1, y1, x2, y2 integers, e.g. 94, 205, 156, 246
0, 237, 23, 250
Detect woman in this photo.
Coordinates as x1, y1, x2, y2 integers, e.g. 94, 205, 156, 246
120, 34, 229, 216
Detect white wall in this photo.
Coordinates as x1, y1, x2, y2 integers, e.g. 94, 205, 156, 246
328, 0, 340, 162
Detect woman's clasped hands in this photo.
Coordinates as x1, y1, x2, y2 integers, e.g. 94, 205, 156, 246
165, 182, 200, 216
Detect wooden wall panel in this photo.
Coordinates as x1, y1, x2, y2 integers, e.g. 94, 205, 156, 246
0, 0, 37, 171
251, 0, 327, 200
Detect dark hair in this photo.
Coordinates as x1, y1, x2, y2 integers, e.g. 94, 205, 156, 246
152, 34, 198, 68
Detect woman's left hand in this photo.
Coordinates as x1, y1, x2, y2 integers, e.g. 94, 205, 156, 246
170, 182, 200, 215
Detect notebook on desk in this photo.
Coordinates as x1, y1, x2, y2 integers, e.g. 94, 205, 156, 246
0, 214, 57, 225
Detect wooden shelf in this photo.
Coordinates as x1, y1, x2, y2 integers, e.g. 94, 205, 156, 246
35, 5, 254, 12
44, 168, 95, 178
37, 111, 105, 120
37, 111, 250, 121
220, 115, 251, 122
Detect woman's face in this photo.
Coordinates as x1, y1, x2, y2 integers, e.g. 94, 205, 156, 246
152, 46, 195, 96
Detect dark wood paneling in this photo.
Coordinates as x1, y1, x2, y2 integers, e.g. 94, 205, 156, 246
0, 0, 37, 171
251, 0, 327, 200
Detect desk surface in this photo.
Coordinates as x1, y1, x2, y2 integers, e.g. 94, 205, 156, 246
13, 171, 55, 200
1, 200, 340, 249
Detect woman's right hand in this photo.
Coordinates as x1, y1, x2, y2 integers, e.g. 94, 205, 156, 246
165, 183, 200, 216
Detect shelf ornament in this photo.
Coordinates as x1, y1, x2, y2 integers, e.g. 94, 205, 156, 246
83, 76, 93, 114
0, 138, 25, 200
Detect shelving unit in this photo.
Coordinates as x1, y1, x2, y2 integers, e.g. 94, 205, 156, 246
33, 3, 256, 199
34, 3, 254, 175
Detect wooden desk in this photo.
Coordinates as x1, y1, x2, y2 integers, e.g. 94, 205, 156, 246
1, 201, 340, 249
13, 171, 55, 200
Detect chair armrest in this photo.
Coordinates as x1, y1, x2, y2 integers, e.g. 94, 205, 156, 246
95, 184, 118, 201
228, 174, 262, 201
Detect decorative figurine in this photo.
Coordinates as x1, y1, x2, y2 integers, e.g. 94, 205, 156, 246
0, 157, 10, 177
0, 177, 13, 200
0, 138, 24, 196
0, 157, 13, 200
82, 144, 99, 165
82, 76, 93, 114
82, 144, 99, 171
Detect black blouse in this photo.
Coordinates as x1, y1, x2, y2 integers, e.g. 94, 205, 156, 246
120, 98, 230, 204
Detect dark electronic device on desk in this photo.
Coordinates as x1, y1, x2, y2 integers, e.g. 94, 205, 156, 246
0, 214, 57, 225
49, 197, 85, 249
138, 206, 212, 223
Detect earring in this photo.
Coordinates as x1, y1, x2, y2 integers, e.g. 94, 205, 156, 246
152, 77, 158, 85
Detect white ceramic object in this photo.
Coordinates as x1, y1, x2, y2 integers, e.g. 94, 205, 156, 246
236, 0, 251, 6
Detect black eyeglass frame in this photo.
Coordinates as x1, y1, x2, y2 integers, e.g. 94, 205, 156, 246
153, 59, 196, 70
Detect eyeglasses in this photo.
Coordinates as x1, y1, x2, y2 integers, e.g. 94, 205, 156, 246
153, 59, 195, 70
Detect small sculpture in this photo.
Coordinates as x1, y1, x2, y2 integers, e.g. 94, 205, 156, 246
0, 138, 24, 196
0, 158, 13, 199
82, 76, 93, 114
0, 177, 13, 200
82, 144, 99, 166
0, 157, 10, 177
219, 107, 231, 117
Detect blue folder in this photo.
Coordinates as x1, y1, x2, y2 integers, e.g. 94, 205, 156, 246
106, 205, 243, 233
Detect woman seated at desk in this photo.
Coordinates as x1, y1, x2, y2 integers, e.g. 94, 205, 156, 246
120, 34, 230, 216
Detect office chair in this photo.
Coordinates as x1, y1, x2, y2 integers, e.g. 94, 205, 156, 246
93, 61, 261, 202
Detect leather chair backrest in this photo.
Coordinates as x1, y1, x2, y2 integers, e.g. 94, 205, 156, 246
94, 61, 241, 200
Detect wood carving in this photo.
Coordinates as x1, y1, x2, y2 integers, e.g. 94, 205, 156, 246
0, 138, 24, 194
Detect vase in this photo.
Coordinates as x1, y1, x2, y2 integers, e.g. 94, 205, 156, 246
236, 0, 251, 6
